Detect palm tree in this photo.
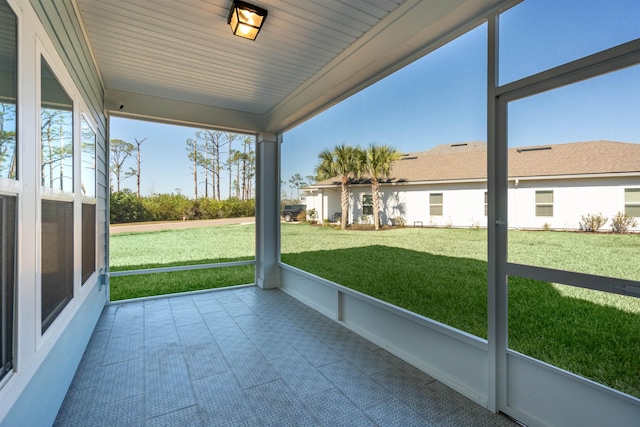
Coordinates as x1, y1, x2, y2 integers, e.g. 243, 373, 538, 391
361, 144, 401, 230
315, 144, 359, 230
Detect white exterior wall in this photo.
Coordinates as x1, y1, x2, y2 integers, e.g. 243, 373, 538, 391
306, 176, 640, 231
306, 188, 342, 222
347, 183, 488, 227
509, 177, 639, 231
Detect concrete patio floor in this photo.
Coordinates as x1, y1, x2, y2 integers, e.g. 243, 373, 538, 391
54, 286, 519, 426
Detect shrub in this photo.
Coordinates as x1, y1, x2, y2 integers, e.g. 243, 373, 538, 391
110, 192, 255, 224
322, 218, 330, 227
185, 199, 202, 220
198, 198, 255, 219
110, 189, 151, 223
580, 213, 608, 232
141, 193, 191, 221
307, 208, 318, 224
296, 210, 307, 222
542, 223, 551, 231
394, 216, 406, 227
611, 212, 638, 234
359, 215, 371, 225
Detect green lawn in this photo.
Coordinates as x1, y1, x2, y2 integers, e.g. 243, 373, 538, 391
109, 225, 255, 270
109, 224, 256, 300
110, 223, 640, 398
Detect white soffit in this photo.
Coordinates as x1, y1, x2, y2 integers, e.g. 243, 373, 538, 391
76, 0, 509, 132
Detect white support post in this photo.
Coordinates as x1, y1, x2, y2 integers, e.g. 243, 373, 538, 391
487, 13, 508, 413
255, 132, 280, 289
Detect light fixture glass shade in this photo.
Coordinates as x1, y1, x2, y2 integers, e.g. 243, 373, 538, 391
227, 0, 268, 41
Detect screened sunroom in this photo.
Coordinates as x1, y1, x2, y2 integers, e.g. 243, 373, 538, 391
0, 0, 639, 426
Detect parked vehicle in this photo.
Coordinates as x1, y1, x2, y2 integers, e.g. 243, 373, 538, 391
282, 204, 306, 222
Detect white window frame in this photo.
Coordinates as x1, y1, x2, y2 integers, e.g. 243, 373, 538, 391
429, 192, 443, 216
534, 190, 553, 217
624, 188, 640, 217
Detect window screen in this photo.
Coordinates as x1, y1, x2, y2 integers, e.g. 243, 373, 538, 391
0, 195, 16, 381
41, 200, 73, 333
82, 203, 96, 284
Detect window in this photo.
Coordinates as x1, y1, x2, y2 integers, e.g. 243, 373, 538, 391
535, 190, 553, 217
0, 0, 17, 384
362, 194, 373, 215
0, 0, 17, 180
81, 119, 96, 284
81, 118, 96, 198
41, 200, 74, 333
41, 59, 73, 192
484, 191, 488, 216
41, 57, 74, 333
0, 195, 16, 382
625, 188, 640, 217
430, 193, 443, 216
81, 204, 96, 284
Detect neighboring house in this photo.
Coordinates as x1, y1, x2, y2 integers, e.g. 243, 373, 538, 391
303, 141, 640, 231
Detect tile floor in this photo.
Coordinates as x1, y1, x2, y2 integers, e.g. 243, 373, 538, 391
54, 286, 519, 426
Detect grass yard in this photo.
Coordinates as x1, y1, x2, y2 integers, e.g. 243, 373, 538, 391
109, 224, 255, 270
110, 223, 640, 398
110, 265, 255, 301
281, 225, 640, 398
109, 224, 256, 300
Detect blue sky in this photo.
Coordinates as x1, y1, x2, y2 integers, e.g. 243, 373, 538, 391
110, 0, 640, 198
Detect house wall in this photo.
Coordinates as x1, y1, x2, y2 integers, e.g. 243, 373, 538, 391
0, 0, 108, 425
325, 183, 487, 227
509, 177, 639, 231
308, 176, 640, 231
305, 188, 341, 222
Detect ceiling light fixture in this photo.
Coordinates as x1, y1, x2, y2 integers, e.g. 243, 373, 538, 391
227, 0, 268, 41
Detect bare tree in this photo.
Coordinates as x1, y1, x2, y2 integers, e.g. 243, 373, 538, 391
109, 138, 134, 191
185, 131, 254, 201
225, 132, 238, 199
240, 136, 255, 200
202, 136, 209, 198
0, 103, 17, 179
41, 109, 73, 190
289, 173, 305, 201
126, 137, 146, 197
194, 131, 223, 200
193, 130, 234, 200
186, 137, 199, 198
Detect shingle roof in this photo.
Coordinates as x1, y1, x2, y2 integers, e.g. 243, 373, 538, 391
313, 141, 640, 186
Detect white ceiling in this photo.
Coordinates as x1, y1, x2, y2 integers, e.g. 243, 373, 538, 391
75, 0, 510, 133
